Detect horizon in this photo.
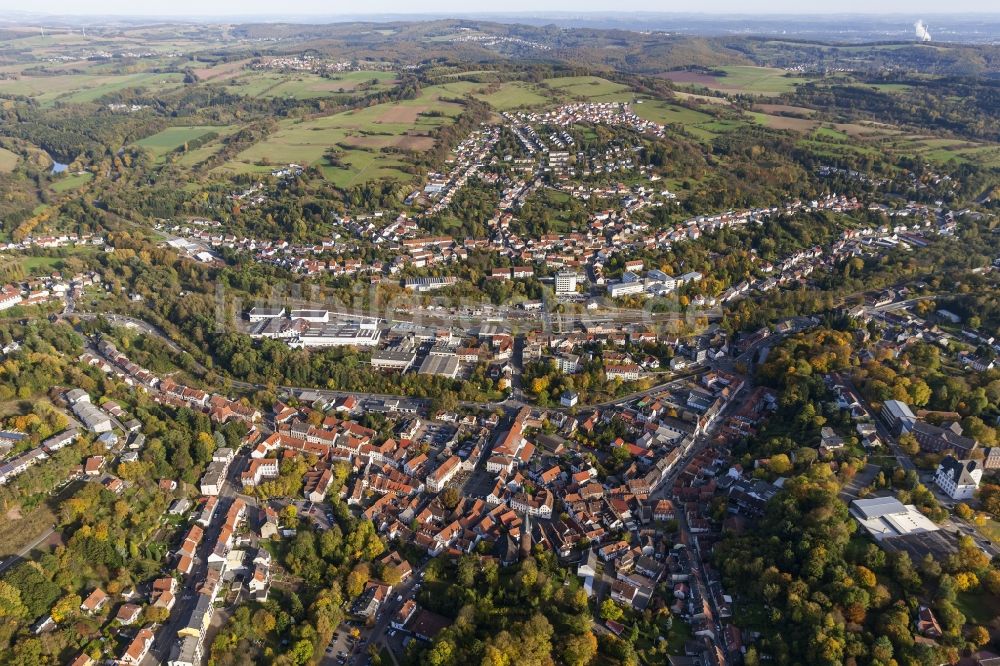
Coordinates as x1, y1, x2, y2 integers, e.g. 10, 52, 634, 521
5, 5, 1000, 19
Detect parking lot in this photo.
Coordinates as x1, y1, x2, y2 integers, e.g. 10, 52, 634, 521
321, 624, 361, 666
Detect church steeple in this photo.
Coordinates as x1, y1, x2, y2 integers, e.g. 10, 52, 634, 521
519, 512, 532, 560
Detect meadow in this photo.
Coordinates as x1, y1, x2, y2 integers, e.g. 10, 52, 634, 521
0, 147, 19, 173
134, 125, 235, 160
216, 84, 467, 186
49, 172, 93, 194
0, 71, 185, 106
662, 65, 808, 96
541, 76, 635, 102
222, 70, 399, 100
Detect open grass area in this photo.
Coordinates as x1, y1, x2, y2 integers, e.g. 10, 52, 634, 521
956, 589, 1000, 625
633, 99, 715, 126
0, 147, 19, 173
134, 125, 233, 159
223, 70, 398, 100
19, 246, 101, 273
662, 66, 807, 97
218, 84, 466, 185
542, 75, 635, 102
435, 80, 550, 110
472, 81, 551, 110
747, 111, 819, 132
0, 502, 57, 559
0, 71, 185, 105
716, 66, 808, 94
975, 516, 1000, 543
49, 171, 93, 193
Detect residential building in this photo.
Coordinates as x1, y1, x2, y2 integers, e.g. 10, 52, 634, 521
427, 455, 461, 492
119, 627, 155, 665
555, 271, 578, 295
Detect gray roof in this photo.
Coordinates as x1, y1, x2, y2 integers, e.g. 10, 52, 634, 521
938, 456, 980, 486
851, 496, 906, 520
883, 399, 915, 421
418, 354, 459, 377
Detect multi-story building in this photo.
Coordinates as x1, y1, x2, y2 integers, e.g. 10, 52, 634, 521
427, 455, 461, 492
935, 456, 982, 500
554, 271, 578, 295
241, 458, 279, 487
881, 400, 916, 436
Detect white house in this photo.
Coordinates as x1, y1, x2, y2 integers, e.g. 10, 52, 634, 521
934, 456, 982, 500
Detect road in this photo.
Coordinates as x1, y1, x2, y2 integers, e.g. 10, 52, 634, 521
0, 524, 57, 575
77, 309, 715, 418
144, 446, 251, 666
640, 380, 747, 666
320, 562, 429, 666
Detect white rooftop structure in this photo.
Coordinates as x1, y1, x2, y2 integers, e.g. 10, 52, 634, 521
850, 497, 939, 541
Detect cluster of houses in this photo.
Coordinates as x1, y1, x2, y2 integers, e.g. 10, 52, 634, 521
508, 103, 666, 141
449, 30, 551, 51
0, 232, 103, 253
67, 586, 157, 666
0, 270, 102, 312
0, 426, 79, 485
407, 126, 500, 213
166, 498, 273, 666
90, 338, 261, 427
250, 55, 394, 73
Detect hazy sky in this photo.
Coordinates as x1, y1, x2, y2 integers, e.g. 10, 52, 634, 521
17, 1, 1000, 16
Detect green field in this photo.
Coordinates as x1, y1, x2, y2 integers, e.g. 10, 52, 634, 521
664, 66, 807, 97
0, 147, 19, 173
633, 99, 715, 126
218, 84, 466, 185
0, 72, 185, 105
472, 82, 551, 110
50, 171, 93, 193
715, 66, 807, 94
436, 80, 551, 110
223, 70, 398, 100
135, 125, 233, 159
542, 76, 635, 102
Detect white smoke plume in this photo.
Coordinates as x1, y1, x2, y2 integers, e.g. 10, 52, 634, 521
915, 20, 931, 42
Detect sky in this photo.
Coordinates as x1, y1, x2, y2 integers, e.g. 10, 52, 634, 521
13, 1, 1000, 16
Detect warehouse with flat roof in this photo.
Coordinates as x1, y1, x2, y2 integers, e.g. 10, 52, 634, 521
418, 354, 460, 379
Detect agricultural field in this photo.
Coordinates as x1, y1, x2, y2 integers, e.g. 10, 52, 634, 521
436, 80, 551, 110
661, 65, 809, 96
0, 71, 186, 105
746, 111, 819, 132
471, 81, 551, 110
633, 99, 715, 127
216, 84, 466, 185
174, 128, 242, 167
134, 125, 234, 160
222, 70, 398, 100
887, 135, 1000, 168
542, 75, 635, 102
0, 147, 20, 173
